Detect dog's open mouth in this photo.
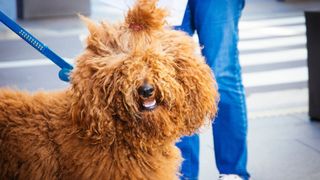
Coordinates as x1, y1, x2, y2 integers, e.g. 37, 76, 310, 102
142, 99, 157, 110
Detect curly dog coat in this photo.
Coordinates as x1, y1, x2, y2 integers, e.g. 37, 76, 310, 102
0, 0, 218, 179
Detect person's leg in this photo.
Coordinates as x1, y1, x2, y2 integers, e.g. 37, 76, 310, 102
176, 135, 200, 179
174, 0, 195, 36
174, 1, 199, 179
192, 0, 250, 179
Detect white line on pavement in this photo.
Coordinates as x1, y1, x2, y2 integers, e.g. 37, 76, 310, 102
239, 35, 306, 51
0, 58, 74, 69
242, 67, 308, 87
240, 25, 305, 40
240, 48, 307, 66
239, 16, 305, 30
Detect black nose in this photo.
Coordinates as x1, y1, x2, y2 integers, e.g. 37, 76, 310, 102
138, 84, 154, 98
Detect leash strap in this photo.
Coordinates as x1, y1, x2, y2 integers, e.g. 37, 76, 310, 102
0, 10, 73, 82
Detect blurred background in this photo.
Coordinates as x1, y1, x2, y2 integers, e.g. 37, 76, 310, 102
0, 0, 320, 179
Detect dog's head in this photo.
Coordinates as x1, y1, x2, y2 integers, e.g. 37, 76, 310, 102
70, 0, 218, 146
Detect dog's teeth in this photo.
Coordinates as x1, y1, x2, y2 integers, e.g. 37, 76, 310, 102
143, 100, 156, 108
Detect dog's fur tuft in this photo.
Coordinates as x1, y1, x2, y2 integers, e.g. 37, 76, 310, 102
126, 0, 167, 33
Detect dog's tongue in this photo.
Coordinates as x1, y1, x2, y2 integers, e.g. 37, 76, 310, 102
143, 99, 156, 109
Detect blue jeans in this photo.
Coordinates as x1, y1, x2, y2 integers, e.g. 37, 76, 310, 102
175, 0, 250, 179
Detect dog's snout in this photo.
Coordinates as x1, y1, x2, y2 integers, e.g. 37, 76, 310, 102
138, 84, 154, 98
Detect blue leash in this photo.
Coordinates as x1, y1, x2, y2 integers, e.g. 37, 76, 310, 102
0, 10, 73, 82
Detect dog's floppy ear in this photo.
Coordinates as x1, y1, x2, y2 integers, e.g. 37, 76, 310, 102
79, 15, 99, 36
79, 15, 118, 55
125, 0, 167, 33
